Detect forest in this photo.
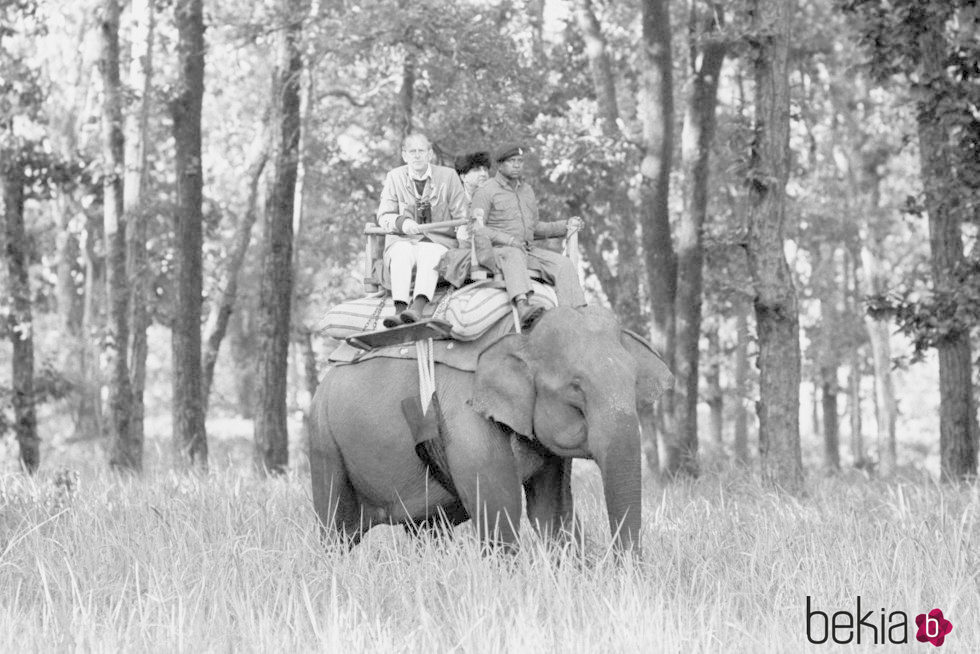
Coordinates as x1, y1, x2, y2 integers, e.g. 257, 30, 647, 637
3, 0, 977, 482
3, 0, 980, 650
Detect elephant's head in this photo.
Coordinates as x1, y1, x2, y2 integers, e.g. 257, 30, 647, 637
471, 306, 674, 551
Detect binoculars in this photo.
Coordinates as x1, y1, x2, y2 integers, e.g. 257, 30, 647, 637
416, 199, 431, 224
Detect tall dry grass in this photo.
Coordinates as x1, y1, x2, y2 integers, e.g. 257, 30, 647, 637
2, 463, 978, 653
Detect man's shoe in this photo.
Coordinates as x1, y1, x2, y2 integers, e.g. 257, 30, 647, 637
399, 308, 421, 324
382, 314, 404, 329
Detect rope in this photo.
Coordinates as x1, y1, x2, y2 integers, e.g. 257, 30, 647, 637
366, 295, 387, 332
416, 338, 436, 414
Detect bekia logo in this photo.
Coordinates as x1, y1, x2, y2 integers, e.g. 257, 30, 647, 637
806, 596, 954, 646
915, 609, 953, 647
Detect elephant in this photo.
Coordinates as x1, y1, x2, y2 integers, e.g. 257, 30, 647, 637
308, 304, 673, 552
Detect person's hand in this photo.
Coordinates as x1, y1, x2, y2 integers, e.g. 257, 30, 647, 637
402, 219, 421, 235
566, 216, 584, 236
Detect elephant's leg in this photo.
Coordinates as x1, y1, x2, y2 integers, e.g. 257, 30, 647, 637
442, 389, 523, 550
309, 435, 367, 546
524, 457, 583, 549
309, 379, 369, 547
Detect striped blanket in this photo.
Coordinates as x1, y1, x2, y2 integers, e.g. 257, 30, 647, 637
316, 281, 558, 342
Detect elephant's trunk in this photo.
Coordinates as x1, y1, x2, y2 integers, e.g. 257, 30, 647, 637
591, 409, 642, 553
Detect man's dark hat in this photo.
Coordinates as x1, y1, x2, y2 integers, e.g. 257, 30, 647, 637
494, 143, 525, 164
454, 151, 492, 175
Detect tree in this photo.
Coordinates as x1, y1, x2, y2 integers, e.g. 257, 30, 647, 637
203, 136, 269, 411
638, 0, 679, 474
844, 0, 980, 480
672, 0, 727, 476
171, 0, 207, 467
254, 1, 305, 474
573, 0, 645, 332
123, 0, 156, 469
913, 8, 979, 481
744, 0, 803, 492
3, 158, 39, 472
101, 0, 138, 471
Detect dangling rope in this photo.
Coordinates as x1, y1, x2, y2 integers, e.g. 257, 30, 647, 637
416, 337, 436, 414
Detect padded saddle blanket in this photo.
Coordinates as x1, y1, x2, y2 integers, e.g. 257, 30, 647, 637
315, 280, 558, 342
325, 316, 513, 373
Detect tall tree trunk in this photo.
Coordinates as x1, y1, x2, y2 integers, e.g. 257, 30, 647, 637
202, 142, 269, 411
733, 297, 750, 463
845, 251, 867, 469
54, 196, 90, 439
916, 21, 978, 482
171, 0, 207, 467
254, 3, 304, 475
51, 19, 91, 441
229, 307, 258, 418
124, 0, 155, 469
820, 365, 839, 471
672, 0, 726, 476
705, 324, 723, 446
79, 215, 105, 438
745, 0, 802, 492
54, 200, 83, 336
638, 0, 677, 476
861, 243, 897, 476
847, 356, 864, 467
3, 163, 40, 473
101, 0, 137, 471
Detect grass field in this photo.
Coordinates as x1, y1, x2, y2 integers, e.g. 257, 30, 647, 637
2, 458, 978, 653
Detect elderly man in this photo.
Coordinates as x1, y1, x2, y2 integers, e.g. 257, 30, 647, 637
470, 143, 586, 321
377, 133, 468, 327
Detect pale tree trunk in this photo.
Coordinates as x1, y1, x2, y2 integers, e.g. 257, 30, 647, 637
229, 308, 258, 418
171, 0, 207, 467
916, 21, 978, 481
123, 0, 155, 470
847, 356, 864, 467
80, 214, 105, 438
202, 140, 269, 412
811, 383, 820, 437
861, 242, 897, 475
638, 0, 678, 476
745, 0, 802, 492
101, 0, 137, 471
815, 244, 840, 472
705, 324, 723, 446
820, 365, 840, 471
672, 0, 726, 476
51, 19, 93, 441
845, 252, 867, 468
254, 1, 305, 475
3, 164, 40, 473
733, 297, 750, 464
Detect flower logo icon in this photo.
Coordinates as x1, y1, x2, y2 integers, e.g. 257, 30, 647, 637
915, 609, 953, 646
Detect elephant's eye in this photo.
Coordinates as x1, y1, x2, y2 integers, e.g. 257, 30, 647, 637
565, 380, 586, 407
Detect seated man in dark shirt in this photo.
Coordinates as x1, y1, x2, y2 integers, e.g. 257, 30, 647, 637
469, 143, 586, 321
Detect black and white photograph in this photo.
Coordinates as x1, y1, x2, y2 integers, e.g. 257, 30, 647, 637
2, 0, 978, 650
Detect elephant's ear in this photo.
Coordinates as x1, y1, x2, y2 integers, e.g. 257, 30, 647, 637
620, 330, 674, 403
471, 334, 535, 437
